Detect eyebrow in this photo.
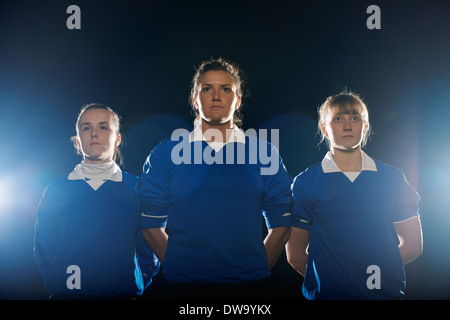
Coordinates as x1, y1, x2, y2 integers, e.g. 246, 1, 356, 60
335, 111, 361, 115
79, 121, 111, 126
201, 83, 233, 86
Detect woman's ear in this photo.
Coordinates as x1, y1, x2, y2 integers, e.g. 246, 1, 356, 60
320, 123, 329, 138
75, 137, 82, 152
193, 95, 199, 110
234, 96, 242, 111
363, 122, 369, 134
115, 133, 122, 147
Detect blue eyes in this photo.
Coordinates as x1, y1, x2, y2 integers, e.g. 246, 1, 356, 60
333, 116, 361, 122
81, 126, 109, 131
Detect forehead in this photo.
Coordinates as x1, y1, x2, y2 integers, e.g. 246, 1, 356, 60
197, 70, 236, 85
329, 102, 364, 116
78, 108, 115, 125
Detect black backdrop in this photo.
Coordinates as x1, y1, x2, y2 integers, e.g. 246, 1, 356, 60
1, 0, 450, 301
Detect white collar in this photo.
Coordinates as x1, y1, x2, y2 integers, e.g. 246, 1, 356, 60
68, 161, 122, 190
321, 150, 377, 182
189, 125, 246, 151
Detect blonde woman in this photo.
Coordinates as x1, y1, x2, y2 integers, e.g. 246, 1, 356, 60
286, 91, 423, 300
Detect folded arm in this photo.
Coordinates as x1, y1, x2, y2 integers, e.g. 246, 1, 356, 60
285, 227, 310, 277
142, 227, 168, 264
394, 216, 423, 265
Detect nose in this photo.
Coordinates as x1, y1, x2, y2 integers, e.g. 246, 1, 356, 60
343, 117, 352, 131
91, 127, 99, 138
212, 89, 221, 101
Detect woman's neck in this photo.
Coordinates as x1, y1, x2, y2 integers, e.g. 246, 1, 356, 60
80, 160, 115, 180
200, 119, 234, 143
330, 147, 362, 172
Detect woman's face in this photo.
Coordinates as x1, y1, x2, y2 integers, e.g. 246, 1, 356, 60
194, 70, 241, 127
76, 108, 121, 164
321, 109, 368, 152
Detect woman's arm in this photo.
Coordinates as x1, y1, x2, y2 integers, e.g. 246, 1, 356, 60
142, 228, 168, 264
285, 227, 310, 277
34, 185, 59, 279
264, 227, 291, 269
393, 216, 423, 265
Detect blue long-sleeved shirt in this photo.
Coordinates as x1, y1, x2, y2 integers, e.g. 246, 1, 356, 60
34, 171, 159, 296
139, 135, 292, 283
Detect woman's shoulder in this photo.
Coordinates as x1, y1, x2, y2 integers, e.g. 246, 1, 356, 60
372, 158, 405, 177
40, 173, 77, 201
296, 162, 322, 177
44, 173, 71, 190
292, 162, 323, 186
145, 136, 182, 159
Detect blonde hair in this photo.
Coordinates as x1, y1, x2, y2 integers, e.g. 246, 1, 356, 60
318, 90, 371, 148
70, 103, 123, 165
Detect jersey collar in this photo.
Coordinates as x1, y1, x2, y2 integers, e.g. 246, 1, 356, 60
321, 150, 377, 173
189, 124, 246, 152
68, 161, 122, 182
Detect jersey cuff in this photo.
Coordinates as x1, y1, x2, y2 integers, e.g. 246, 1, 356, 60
141, 212, 168, 228
265, 212, 292, 229
292, 218, 311, 230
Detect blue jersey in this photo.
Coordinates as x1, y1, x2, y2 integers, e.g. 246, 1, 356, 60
139, 136, 292, 283
34, 172, 160, 296
292, 157, 420, 300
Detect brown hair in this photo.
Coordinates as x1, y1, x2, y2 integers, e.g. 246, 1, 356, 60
189, 57, 247, 127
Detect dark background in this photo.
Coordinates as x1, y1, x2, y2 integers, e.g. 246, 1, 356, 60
1, 0, 449, 300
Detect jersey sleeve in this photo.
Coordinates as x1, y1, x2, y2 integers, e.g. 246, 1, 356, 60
139, 140, 171, 229
34, 182, 59, 281
391, 168, 420, 223
135, 230, 160, 290
291, 169, 314, 230
132, 175, 161, 290
262, 144, 293, 229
